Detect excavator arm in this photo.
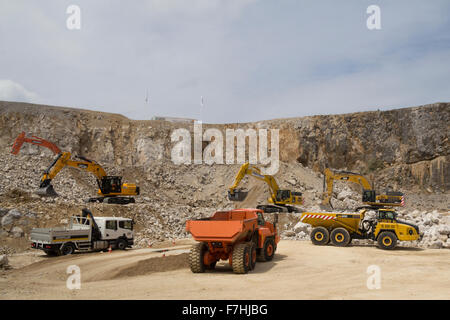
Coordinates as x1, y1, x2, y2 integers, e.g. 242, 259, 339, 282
228, 163, 303, 206
38, 151, 108, 196
228, 163, 279, 202
322, 168, 373, 207
11, 132, 61, 155
40, 152, 107, 185
322, 168, 404, 208
37, 151, 139, 203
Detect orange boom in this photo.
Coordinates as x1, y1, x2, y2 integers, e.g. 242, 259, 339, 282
186, 208, 279, 274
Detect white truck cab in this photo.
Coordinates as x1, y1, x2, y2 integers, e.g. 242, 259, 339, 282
95, 217, 134, 240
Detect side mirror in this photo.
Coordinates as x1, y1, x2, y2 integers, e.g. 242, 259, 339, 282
273, 213, 279, 224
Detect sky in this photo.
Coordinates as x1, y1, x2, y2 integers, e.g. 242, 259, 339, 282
0, 0, 449, 123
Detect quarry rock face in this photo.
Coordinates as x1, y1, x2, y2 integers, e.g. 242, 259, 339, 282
0, 101, 448, 252
1, 101, 447, 191
268, 103, 448, 192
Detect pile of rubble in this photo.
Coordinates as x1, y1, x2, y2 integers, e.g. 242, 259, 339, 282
0, 254, 9, 269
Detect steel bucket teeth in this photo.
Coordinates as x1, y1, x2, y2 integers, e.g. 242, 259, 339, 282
35, 185, 58, 197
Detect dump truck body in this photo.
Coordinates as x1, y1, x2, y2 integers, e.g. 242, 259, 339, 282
301, 212, 362, 235
300, 209, 419, 250
187, 210, 258, 243
186, 209, 279, 274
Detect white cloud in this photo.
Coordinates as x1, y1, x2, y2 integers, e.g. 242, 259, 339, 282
0, 80, 40, 103
144, 0, 258, 15
0, 1, 448, 122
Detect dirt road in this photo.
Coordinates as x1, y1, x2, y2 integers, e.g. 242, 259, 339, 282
0, 240, 449, 300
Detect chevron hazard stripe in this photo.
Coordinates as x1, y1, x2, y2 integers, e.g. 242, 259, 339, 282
301, 214, 336, 222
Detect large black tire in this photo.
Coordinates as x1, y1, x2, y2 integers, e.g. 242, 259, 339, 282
248, 242, 257, 270
232, 243, 251, 274
377, 231, 397, 250
61, 243, 75, 255
310, 227, 330, 245
189, 243, 207, 273
116, 239, 128, 250
44, 250, 58, 256
330, 228, 351, 247
257, 238, 275, 262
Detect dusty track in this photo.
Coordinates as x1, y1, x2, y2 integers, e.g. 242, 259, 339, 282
0, 240, 449, 300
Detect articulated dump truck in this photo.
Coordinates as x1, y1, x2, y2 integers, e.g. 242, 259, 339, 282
300, 208, 420, 250
186, 209, 279, 274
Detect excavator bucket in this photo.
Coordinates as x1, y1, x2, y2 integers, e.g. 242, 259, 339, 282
35, 185, 58, 197
11, 132, 26, 155
227, 190, 248, 201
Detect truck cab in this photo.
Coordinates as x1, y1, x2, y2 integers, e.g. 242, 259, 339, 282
94, 217, 134, 241
373, 209, 420, 246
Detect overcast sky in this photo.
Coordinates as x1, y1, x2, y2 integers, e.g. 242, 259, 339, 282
1, 0, 449, 123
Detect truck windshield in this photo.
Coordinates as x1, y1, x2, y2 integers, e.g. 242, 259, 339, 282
379, 211, 396, 220
119, 220, 133, 230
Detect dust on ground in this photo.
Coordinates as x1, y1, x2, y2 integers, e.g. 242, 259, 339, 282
1, 240, 449, 300
109, 253, 189, 280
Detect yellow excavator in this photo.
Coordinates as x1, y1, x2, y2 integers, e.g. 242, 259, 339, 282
228, 162, 303, 213
38, 152, 140, 204
322, 168, 404, 209
11, 132, 139, 205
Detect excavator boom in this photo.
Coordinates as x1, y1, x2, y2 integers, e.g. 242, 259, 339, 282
37, 152, 109, 197
37, 151, 139, 203
11, 132, 61, 155
322, 168, 404, 208
228, 163, 303, 210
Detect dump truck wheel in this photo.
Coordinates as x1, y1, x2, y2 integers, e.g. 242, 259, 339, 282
264, 238, 275, 261
61, 243, 75, 255
189, 243, 207, 273
330, 228, 351, 247
232, 243, 250, 274
257, 238, 275, 262
248, 242, 257, 270
377, 231, 397, 250
311, 227, 329, 245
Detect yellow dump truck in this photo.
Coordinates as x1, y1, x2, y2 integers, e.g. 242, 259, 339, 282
300, 208, 419, 250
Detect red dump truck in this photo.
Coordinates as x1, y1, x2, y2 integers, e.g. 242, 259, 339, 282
186, 208, 279, 274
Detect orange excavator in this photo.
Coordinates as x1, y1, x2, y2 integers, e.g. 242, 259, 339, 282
11, 132, 139, 204
11, 132, 61, 155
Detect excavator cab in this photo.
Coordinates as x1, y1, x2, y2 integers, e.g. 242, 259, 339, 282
362, 189, 376, 203
99, 176, 123, 195
275, 190, 292, 202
